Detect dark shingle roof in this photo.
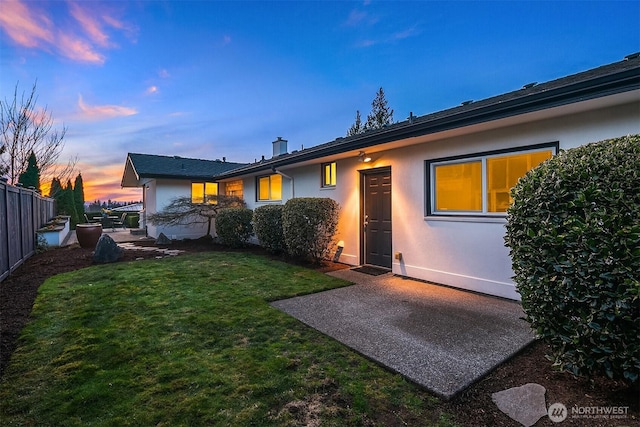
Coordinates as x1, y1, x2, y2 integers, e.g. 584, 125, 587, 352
216, 54, 640, 179
127, 153, 247, 180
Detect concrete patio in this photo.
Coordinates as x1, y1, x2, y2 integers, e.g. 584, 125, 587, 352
271, 269, 535, 400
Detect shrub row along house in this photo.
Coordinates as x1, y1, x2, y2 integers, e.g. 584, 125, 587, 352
121, 55, 640, 300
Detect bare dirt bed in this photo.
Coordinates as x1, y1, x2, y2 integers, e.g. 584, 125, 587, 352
1, 241, 637, 426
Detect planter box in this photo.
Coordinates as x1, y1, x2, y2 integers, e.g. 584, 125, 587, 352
37, 216, 71, 247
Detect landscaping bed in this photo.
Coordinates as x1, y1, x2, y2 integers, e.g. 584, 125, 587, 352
1, 241, 637, 426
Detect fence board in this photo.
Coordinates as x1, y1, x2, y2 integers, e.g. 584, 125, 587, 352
0, 182, 55, 282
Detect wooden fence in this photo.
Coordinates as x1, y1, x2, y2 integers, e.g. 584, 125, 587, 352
0, 181, 55, 282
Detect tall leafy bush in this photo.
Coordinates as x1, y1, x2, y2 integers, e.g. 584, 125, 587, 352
505, 134, 639, 383
253, 205, 285, 253
282, 198, 340, 262
215, 207, 254, 248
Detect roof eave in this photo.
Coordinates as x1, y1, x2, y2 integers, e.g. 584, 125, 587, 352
215, 68, 639, 180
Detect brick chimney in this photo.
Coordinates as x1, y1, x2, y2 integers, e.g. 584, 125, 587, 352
272, 137, 288, 157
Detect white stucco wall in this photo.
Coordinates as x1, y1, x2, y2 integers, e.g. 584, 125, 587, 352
146, 179, 211, 240
237, 99, 639, 300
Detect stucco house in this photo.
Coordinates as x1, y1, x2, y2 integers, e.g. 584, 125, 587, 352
121, 54, 639, 300
213, 55, 639, 300
121, 153, 246, 239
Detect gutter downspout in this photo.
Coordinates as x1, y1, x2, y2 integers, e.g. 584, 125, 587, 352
272, 167, 294, 199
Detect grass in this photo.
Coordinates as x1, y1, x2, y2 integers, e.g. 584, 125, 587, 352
0, 252, 454, 426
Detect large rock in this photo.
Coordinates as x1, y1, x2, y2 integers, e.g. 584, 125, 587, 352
491, 383, 548, 427
155, 232, 172, 245
93, 234, 123, 263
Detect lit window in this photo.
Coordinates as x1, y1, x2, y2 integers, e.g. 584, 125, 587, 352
191, 182, 218, 204
434, 161, 482, 211
257, 174, 282, 201
487, 151, 551, 212
428, 145, 555, 215
322, 162, 337, 187
224, 180, 243, 198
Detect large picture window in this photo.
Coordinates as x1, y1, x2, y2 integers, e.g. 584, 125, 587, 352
192, 182, 218, 204
257, 174, 282, 201
427, 143, 556, 216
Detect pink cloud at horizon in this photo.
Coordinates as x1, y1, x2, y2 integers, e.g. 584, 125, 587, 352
77, 95, 137, 120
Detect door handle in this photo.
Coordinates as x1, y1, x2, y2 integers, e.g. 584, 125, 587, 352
364, 214, 369, 229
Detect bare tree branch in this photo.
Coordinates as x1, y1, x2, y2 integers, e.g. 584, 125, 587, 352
0, 80, 70, 185
147, 195, 246, 237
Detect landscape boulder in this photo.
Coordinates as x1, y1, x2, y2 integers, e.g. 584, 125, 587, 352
93, 234, 123, 264
155, 232, 172, 246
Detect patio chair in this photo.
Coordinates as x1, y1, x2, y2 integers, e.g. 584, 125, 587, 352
112, 213, 127, 230
83, 213, 98, 224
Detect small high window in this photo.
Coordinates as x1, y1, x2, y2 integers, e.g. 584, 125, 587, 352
257, 174, 282, 201
322, 162, 337, 187
192, 182, 218, 204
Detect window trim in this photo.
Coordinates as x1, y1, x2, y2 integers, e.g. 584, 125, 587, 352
256, 173, 283, 201
321, 162, 337, 188
425, 142, 559, 217
191, 181, 219, 204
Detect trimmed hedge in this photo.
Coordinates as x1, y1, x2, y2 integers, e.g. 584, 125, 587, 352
505, 134, 640, 383
253, 205, 286, 254
215, 207, 254, 248
282, 198, 340, 262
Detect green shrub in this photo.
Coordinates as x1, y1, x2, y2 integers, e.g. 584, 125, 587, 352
215, 207, 254, 247
282, 198, 340, 262
253, 205, 285, 253
126, 213, 139, 228
505, 134, 640, 383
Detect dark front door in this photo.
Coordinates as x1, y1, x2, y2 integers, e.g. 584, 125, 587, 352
362, 168, 392, 268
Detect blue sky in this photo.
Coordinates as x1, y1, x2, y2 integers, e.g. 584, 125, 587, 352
1, 0, 638, 202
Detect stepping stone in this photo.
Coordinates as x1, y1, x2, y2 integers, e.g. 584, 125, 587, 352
491, 383, 548, 427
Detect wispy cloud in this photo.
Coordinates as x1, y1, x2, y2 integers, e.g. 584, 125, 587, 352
77, 95, 137, 120
0, 0, 136, 64
145, 86, 159, 95
344, 9, 379, 27
0, 0, 54, 48
58, 32, 105, 63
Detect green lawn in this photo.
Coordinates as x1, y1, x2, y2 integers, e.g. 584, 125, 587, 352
0, 252, 454, 426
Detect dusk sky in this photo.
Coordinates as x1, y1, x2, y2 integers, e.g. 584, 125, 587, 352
1, 0, 638, 203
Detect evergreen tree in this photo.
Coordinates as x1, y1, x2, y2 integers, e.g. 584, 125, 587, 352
0, 143, 7, 177
18, 151, 41, 191
346, 110, 363, 137
346, 87, 395, 136
73, 173, 85, 219
49, 177, 63, 210
365, 87, 394, 131
63, 180, 80, 227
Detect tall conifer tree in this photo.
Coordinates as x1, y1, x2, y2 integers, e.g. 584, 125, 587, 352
73, 173, 85, 219
18, 151, 40, 191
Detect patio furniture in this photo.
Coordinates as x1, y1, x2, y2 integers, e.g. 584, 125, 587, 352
84, 213, 99, 224
112, 213, 127, 230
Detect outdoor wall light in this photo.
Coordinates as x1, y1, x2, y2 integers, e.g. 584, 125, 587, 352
358, 151, 372, 163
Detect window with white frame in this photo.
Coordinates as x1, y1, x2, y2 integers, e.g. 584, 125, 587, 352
427, 143, 557, 215
257, 174, 282, 201
192, 182, 219, 204
321, 162, 337, 187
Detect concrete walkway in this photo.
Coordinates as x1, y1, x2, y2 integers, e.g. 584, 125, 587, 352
271, 269, 535, 400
